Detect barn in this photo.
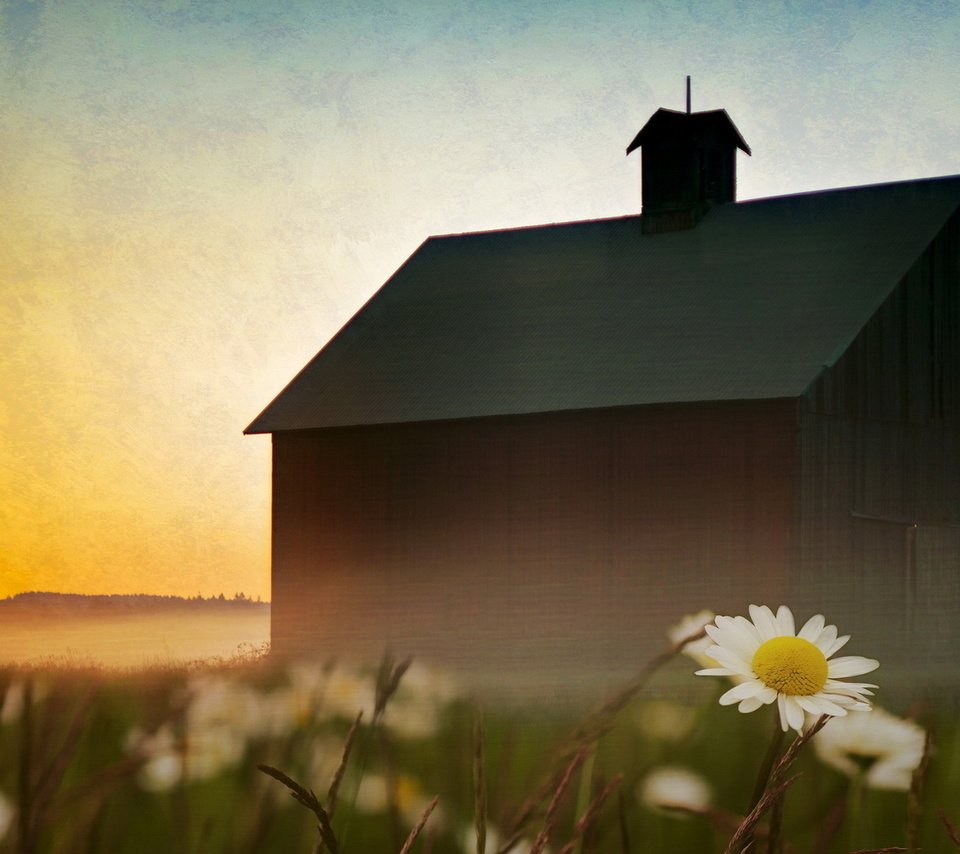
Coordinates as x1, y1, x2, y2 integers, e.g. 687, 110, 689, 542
246, 102, 960, 697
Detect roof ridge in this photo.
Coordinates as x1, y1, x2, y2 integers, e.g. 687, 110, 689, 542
425, 173, 960, 242
739, 172, 960, 206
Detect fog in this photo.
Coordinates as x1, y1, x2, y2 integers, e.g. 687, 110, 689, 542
0, 611, 270, 668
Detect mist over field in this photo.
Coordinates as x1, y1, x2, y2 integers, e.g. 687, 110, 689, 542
0, 594, 270, 667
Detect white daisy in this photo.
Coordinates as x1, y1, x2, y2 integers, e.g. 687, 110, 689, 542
638, 766, 712, 815
668, 610, 718, 669
812, 707, 926, 791
695, 604, 879, 734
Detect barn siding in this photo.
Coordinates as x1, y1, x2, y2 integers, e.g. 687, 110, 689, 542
797, 209, 960, 682
271, 400, 797, 694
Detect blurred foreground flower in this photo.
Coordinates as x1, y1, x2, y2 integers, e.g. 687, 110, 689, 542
638, 766, 712, 815
128, 726, 183, 792
383, 661, 460, 739
0, 679, 50, 724
695, 605, 879, 733
0, 790, 14, 842
813, 707, 926, 790
127, 713, 247, 790
355, 772, 439, 826
668, 610, 717, 668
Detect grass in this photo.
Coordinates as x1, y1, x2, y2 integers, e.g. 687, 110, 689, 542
0, 638, 958, 853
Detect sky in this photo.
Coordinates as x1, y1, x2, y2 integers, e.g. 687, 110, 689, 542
1, 0, 959, 602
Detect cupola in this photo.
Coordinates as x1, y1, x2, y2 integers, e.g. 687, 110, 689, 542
627, 78, 751, 233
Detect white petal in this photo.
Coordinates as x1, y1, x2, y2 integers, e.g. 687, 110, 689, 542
704, 646, 754, 676
707, 619, 740, 652
796, 695, 848, 717
776, 694, 790, 731
814, 624, 838, 653
756, 685, 779, 704
695, 667, 740, 677
750, 605, 780, 641
828, 656, 880, 678
868, 764, 913, 790
782, 696, 805, 733
819, 692, 871, 709
714, 616, 760, 660
719, 681, 765, 706
704, 624, 725, 645
776, 605, 795, 636
823, 635, 851, 658
798, 614, 825, 642
733, 616, 762, 646
738, 696, 765, 713
825, 679, 878, 694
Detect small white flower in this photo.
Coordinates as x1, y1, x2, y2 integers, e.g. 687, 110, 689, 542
127, 726, 182, 791
354, 773, 435, 825
139, 753, 184, 792
638, 766, 712, 814
813, 707, 926, 790
695, 605, 879, 733
322, 664, 377, 720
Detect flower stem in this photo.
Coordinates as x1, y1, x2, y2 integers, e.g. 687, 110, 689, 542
736, 708, 787, 853
749, 710, 787, 813
846, 769, 865, 852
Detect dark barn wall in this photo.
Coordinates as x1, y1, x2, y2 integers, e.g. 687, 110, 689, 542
796, 208, 960, 683
271, 400, 797, 695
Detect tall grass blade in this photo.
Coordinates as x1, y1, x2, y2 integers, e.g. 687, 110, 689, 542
906, 730, 932, 852
398, 795, 439, 854
939, 809, 960, 848
557, 772, 623, 854
326, 710, 363, 818
474, 710, 487, 854
529, 748, 590, 854
374, 653, 412, 724
257, 764, 339, 854
505, 641, 681, 842
724, 715, 829, 854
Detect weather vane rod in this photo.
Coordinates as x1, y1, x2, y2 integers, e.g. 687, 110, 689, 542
686, 75, 691, 113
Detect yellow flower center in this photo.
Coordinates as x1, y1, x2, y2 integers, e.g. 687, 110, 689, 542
751, 636, 828, 696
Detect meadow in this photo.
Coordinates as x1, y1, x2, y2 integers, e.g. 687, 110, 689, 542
0, 614, 958, 854
0, 601, 270, 669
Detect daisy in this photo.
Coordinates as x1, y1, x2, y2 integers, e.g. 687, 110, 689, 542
668, 609, 718, 669
638, 766, 712, 815
695, 604, 879, 733
812, 706, 926, 790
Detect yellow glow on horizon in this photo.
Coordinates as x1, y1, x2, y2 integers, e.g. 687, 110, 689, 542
1, 194, 281, 600
0, 83, 419, 602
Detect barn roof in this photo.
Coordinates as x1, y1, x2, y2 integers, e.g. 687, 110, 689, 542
625, 107, 751, 156
245, 174, 960, 434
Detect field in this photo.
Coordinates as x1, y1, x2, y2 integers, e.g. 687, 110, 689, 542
0, 609, 270, 669
1, 615, 959, 854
